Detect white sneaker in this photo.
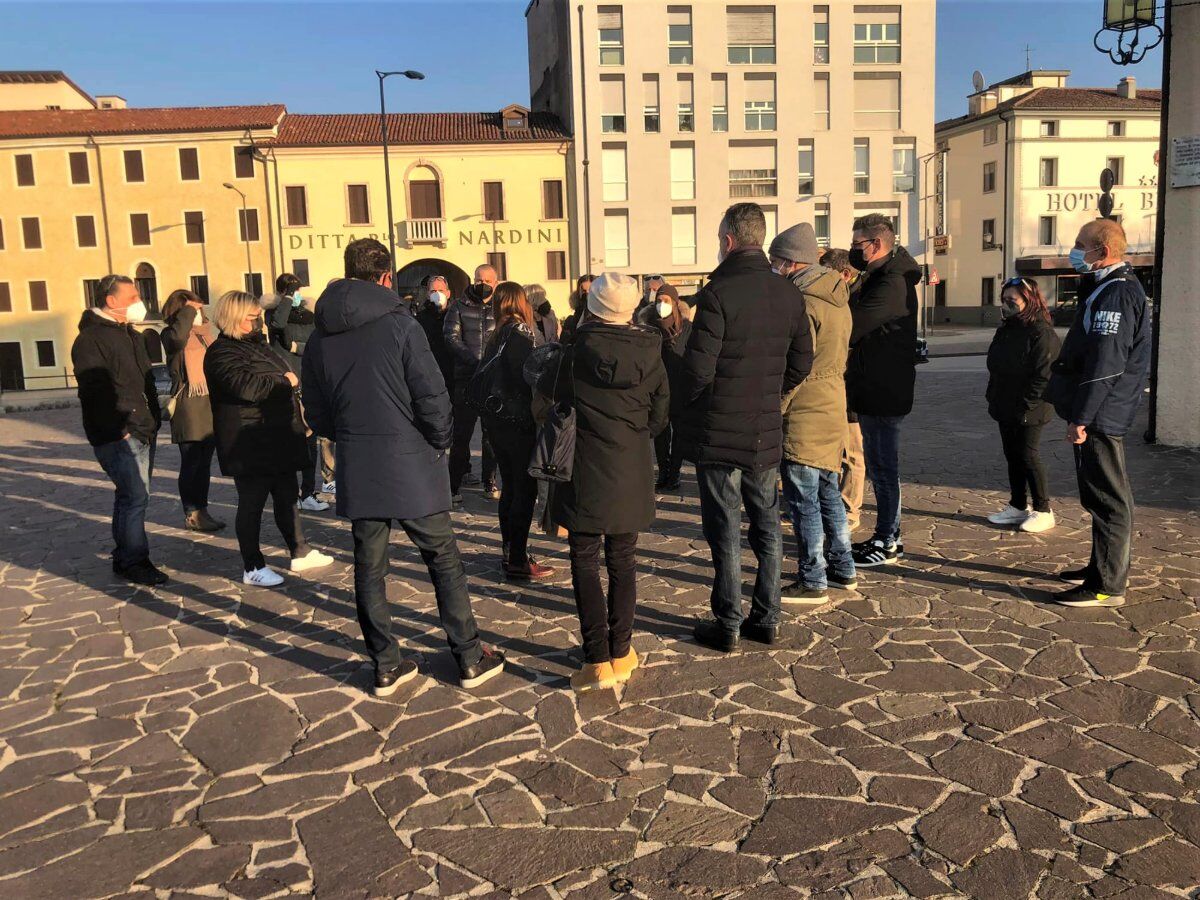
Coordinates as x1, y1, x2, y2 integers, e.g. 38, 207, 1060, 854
290, 549, 334, 572
987, 505, 1030, 526
243, 566, 284, 587
299, 495, 330, 512
321, 480, 336, 495
1019, 510, 1056, 533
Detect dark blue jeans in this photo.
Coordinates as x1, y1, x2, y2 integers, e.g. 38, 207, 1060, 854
94, 435, 156, 569
781, 461, 855, 589
351, 512, 483, 672
696, 464, 781, 632
858, 414, 905, 544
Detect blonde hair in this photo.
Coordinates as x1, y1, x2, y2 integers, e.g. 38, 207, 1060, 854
212, 290, 261, 339
1084, 218, 1128, 258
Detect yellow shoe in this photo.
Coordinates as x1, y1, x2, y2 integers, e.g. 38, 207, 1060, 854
570, 661, 617, 693
611, 648, 639, 683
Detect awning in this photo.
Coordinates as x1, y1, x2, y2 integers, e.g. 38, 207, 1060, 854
1015, 254, 1155, 275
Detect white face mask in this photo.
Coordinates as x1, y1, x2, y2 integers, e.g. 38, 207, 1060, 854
656, 300, 673, 319
429, 290, 447, 308
123, 300, 148, 324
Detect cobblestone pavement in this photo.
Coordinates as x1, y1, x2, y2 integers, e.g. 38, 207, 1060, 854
0, 369, 1197, 899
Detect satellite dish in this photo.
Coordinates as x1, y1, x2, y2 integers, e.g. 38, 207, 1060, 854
972, 70, 986, 93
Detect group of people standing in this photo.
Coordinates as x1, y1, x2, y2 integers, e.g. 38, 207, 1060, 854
69, 203, 1150, 697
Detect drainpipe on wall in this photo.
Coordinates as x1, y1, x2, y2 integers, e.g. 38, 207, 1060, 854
248, 134, 278, 285
576, 3, 592, 274
89, 135, 114, 273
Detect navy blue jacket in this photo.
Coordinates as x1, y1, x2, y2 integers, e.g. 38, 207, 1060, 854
301, 278, 453, 521
1047, 264, 1151, 437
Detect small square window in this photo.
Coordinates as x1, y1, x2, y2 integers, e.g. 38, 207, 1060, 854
1107, 120, 1125, 137
1039, 120, 1058, 137
36, 340, 55, 367
190, 275, 210, 301
983, 124, 998, 145
546, 250, 567, 281
293, 259, 310, 286
982, 219, 997, 251
244, 273, 264, 296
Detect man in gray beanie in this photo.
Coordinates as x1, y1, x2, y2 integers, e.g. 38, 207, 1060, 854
769, 223, 856, 604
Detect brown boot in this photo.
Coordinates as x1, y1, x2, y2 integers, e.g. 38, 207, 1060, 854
185, 508, 226, 532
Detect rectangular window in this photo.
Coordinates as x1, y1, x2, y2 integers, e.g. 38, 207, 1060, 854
744, 74, 776, 131
853, 18, 901, 64
293, 259, 310, 286
347, 184, 370, 224
244, 273, 264, 296
1106, 156, 1124, 185
547, 250, 567, 281
234, 146, 255, 178
15, 154, 34, 187
712, 75, 728, 132
729, 140, 777, 198
677, 75, 694, 132
36, 340, 55, 368
981, 277, 996, 306
483, 181, 506, 221
1040, 120, 1058, 137
184, 210, 205, 244
0, 219, 4, 250
727, 5, 776, 64
83, 279, 103, 307
854, 139, 870, 194
0, 283, 9, 313
668, 6, 693, 64
409, 181, 442, 219
123, 149, 145, 183
798, 140, 815, 195
983, 123, 998, 145
982, 161, 997, 193
76, 215, 97, 247
487, 252, 508, 280
762, 206, 778, 247
604, 211, 630, 268
814, 74, 830, 130
1039, 216, 1056, 246
670, 143, 695, 200
69, 151, 90, 185
1039, 158, 1058, 187
21, 217, 42, 249
190, 275, 210, 301
672, 208, 697, 266
178, 147, 200, 181
814, 5, 830, 63
285, 186, 308, 226
238, 208, 260, 242
598, 6, 624, 66
854, 74, 900, 130
29, 281, 48, 312
1107, 120, 1125, 137
643, 76, 660, 132
815, 204, 831, 248
601, 145, 628, 202
130, 212, 151, 246
982, 218, 997, 250
893, 144, 915, 192
542, 179, 565, 219
600, 76, 626, 133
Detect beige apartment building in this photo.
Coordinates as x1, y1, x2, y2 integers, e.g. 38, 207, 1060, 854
526, 0, 936, 292
933, 70, 1161, 325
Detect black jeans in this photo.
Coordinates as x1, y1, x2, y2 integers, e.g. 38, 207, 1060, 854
178, 438, 215, 513
233, 471, 309, 571
569, 532, 638, 664
1074, 431, 1133, 595
351, 513, 483, 671
654, 419, 684, 480
488, 419, 538, 567
997, 421, 1050, 512
449, 382, 495, 494
299, 432, 319, 499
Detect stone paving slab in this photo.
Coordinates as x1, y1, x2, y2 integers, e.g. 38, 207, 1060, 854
0, 369, 1197, 898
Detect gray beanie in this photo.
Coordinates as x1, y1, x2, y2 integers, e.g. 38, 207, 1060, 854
587, 272, 641, 324
768, 222, 820, 266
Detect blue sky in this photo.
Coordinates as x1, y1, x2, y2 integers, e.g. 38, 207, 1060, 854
0, 1, 1162, 123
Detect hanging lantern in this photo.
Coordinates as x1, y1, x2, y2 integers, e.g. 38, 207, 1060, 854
1094, 0, 1163, 65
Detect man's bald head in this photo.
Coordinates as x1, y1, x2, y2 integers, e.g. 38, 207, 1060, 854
1077, 218, 1128, 267
474, 264, 498, 288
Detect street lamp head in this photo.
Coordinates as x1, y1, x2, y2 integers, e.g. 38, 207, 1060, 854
402, 70, 425, 80
222, 182, 234, 190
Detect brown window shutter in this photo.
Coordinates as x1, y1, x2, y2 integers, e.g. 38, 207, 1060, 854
483, 182, 505, 221
76, 216, 97, 247
542, 180, 564, 219
234, 147, 255, 178
131, 213, 150, 245
179, 148, 200, 180
286, 186, 308, 226
21, 217, 41, 249
410, 181, 441, 219
29, 281, 49, 312
124, 150, 145, 182
239, 209, 260, 241
184, 211, 205, 244
347, 185, 370, 224
69, 151, 90, 184
0, 283, 11, 313
15, 154, 35, 186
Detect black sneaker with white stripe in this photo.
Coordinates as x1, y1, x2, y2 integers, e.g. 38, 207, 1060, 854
852, 538, 902, 568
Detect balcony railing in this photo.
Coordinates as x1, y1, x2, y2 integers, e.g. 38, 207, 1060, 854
403, 218, 445, 245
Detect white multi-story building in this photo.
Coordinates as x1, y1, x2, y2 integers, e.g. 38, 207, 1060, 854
526, 0, 936, 292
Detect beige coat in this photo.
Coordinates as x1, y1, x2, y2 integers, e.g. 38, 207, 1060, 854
781, 265, 852, 472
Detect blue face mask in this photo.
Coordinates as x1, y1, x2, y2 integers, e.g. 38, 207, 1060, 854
1068, 248, 1092, 274
291, 292, 303, 308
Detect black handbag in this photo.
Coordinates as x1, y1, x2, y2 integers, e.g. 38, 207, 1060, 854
529, 350, 576, 482
466, 325, 532, 425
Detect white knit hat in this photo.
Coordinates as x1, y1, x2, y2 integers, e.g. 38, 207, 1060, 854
586, 272, 640, 324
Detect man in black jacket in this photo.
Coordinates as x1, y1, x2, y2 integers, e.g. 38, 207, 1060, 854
845, 215, 920, 569
71, 274, 167, 586
302, 240, 505, 695
679, 203, 814, 652
443, 264, 499, 501
415, 275, 456, 390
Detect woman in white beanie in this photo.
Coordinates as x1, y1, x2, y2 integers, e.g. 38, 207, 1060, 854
536, 273, 670, 692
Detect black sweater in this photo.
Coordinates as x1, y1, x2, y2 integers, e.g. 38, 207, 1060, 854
71, 309, 161, 446
986, 316, 1061, 426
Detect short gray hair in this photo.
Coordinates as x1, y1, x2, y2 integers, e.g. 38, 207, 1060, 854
719, 203, 766, 249
97, 274, 134, 307
852, 214, 896, 249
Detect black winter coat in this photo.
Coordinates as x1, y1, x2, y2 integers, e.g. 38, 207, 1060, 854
677, 249, 814, 472
479, 321, 537, 433
986, 316, 1061, 425
160, 305, 215, 444
71, 309, 161, 446
846, 247, 920, 418
658, 319, 692, 417
302, 278, 453, 521
204, 333, 308, 478
540, 322, 670, 534
443, 287, 496, 381
415, 301, 455, 390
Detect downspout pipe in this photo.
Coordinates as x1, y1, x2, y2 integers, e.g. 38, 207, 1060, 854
89, 135, 114, 273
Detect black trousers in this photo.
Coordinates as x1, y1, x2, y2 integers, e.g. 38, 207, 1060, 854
178, 438, 216, 513
488, 419, 538, 566
449, 383, 495, 494
997, 421, 1050, 512
1074, 431, 1133, 595
299, 432, 319, 499
233, 471, 308, 571
654, 419, 684, 480
569, 532, 638, 664
351, 512, 482, 672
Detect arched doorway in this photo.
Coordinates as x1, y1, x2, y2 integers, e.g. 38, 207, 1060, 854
396, 258, 469, 301
135, 262, 159, 318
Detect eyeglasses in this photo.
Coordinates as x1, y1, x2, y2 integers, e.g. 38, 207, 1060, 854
850, 238, 877, 249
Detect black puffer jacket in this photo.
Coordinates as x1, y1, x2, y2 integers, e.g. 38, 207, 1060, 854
415, 301, 455, 390
479, 320, 537, 433
541, 322, 670, 534
71, 309, 161, 446
677, 249, 814, 472
846, 247, 920, 418
657, 319, 692, 417
443, 285, 496, 381
986, 316, 1061, 425
204, 333, 308, 477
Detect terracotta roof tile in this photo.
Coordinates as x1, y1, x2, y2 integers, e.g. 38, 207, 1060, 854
0, 104, 287, 139
937, 86, 1161, 131
273, 111, 570, 147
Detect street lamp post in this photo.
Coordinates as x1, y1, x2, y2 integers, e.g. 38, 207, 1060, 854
223, 182, 254, 292
376, 69, 426, 282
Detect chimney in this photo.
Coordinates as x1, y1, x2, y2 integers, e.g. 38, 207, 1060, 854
1118, 77, 1136, 100
969, 91, 998, 116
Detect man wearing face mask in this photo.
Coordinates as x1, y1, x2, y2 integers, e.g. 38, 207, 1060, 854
1045, 218, 1151, 608
72, 274, 167, 586
444, 264, 499, 501
417, 275, 456, 390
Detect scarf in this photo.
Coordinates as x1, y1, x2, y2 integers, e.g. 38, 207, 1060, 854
184, 321, 218, 397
